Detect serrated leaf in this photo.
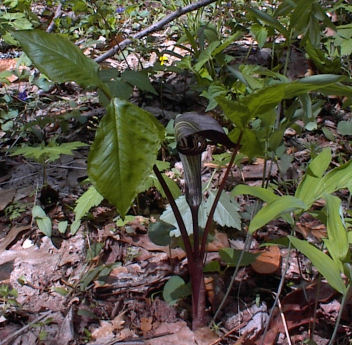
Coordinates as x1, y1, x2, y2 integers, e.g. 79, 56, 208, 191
88, 98, 165, 217
289, 236, 346, 294
74, 186, 104, 221
206, 190, 241, 229
32, 205, 52, 237
12, 30, 105, 89
160, 196, 207, 237
11, 141, 87, 163
249, 196, 306, 234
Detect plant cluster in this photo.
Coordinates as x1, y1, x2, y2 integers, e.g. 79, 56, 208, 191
3, 0, 352, 342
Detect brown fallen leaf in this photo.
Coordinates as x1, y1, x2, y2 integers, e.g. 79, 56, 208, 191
251, 246, 281, 274
0, 225, 31, 253
0, 188, 16, 211
141, 316, 153, 334
146, 320, 196, 345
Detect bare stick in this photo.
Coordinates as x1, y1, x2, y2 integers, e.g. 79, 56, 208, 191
95, 0, 218, 63
0, 311, 52, 345
46, 3, 63, 33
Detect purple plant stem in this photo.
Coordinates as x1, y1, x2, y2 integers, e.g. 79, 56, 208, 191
152, 165, 193, 260
200, 136, 242, 260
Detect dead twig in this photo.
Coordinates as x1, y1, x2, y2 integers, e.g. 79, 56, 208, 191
94, 0, 218, 63
46, 3, 63, 33
0, 310, 53, 345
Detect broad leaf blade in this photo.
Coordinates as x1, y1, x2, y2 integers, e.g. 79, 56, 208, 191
324, 194, 349, 262
289, 236, 346, 294
12, 30, 103, 88
88, 98, 165, 217
207, 190, 241, 229
249, 196, 306, 234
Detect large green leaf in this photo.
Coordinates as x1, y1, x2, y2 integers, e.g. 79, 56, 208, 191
324, 194, 349, 262
289, 236, 346, 294
88, 98, 165, 217
248, 196, 306, 234
12, 30, 105, 90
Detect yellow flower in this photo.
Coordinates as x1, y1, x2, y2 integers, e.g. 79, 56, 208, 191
159, 55, 168, 66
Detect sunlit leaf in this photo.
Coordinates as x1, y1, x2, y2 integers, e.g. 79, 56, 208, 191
248, 196, 306, 234
88, 98, 165, 217
289, 236, 346, 294
12, 30, 105, 90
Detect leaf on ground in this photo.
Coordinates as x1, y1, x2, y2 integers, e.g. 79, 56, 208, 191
251, 246, 281, 274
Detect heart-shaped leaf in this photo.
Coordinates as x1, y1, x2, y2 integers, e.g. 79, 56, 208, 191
88, 98, 164, 217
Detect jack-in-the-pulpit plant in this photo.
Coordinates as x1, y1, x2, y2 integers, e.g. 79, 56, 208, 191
154, 112, 240, 329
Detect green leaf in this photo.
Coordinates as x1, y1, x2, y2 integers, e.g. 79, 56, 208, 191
203, 260, 221, 273
248, 196, 306, 234
163, 276, 191, 305
32, 205, 52, 237
148, 221, 174, 246
250, 24, 268, 48
194, 40, 221, 71
324, 194, 349, 262
231, 184, 278, 203
88, 98, 165, 217
12, 30, 105, 89
73, 186, 104, 221
58, 221, 68, 234
337, 120, 352, 136
160, 196, 207, 237
206, 190, 241, 229
11, 141, 87, 163
308, 148, 332, 178
288, 236, 346, 294
248, 8, 288, 36
219, 248, 258, 267
121, 70, 158, 95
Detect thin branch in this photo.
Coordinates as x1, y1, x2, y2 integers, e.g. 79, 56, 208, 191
152, 164, 193, 260
94, 0, 218, 63
46, 3, 63, 33
0, 311, 53, 345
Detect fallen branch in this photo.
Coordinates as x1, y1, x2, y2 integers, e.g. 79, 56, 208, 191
94, 0, 218, 63
46, 3, 63, 33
